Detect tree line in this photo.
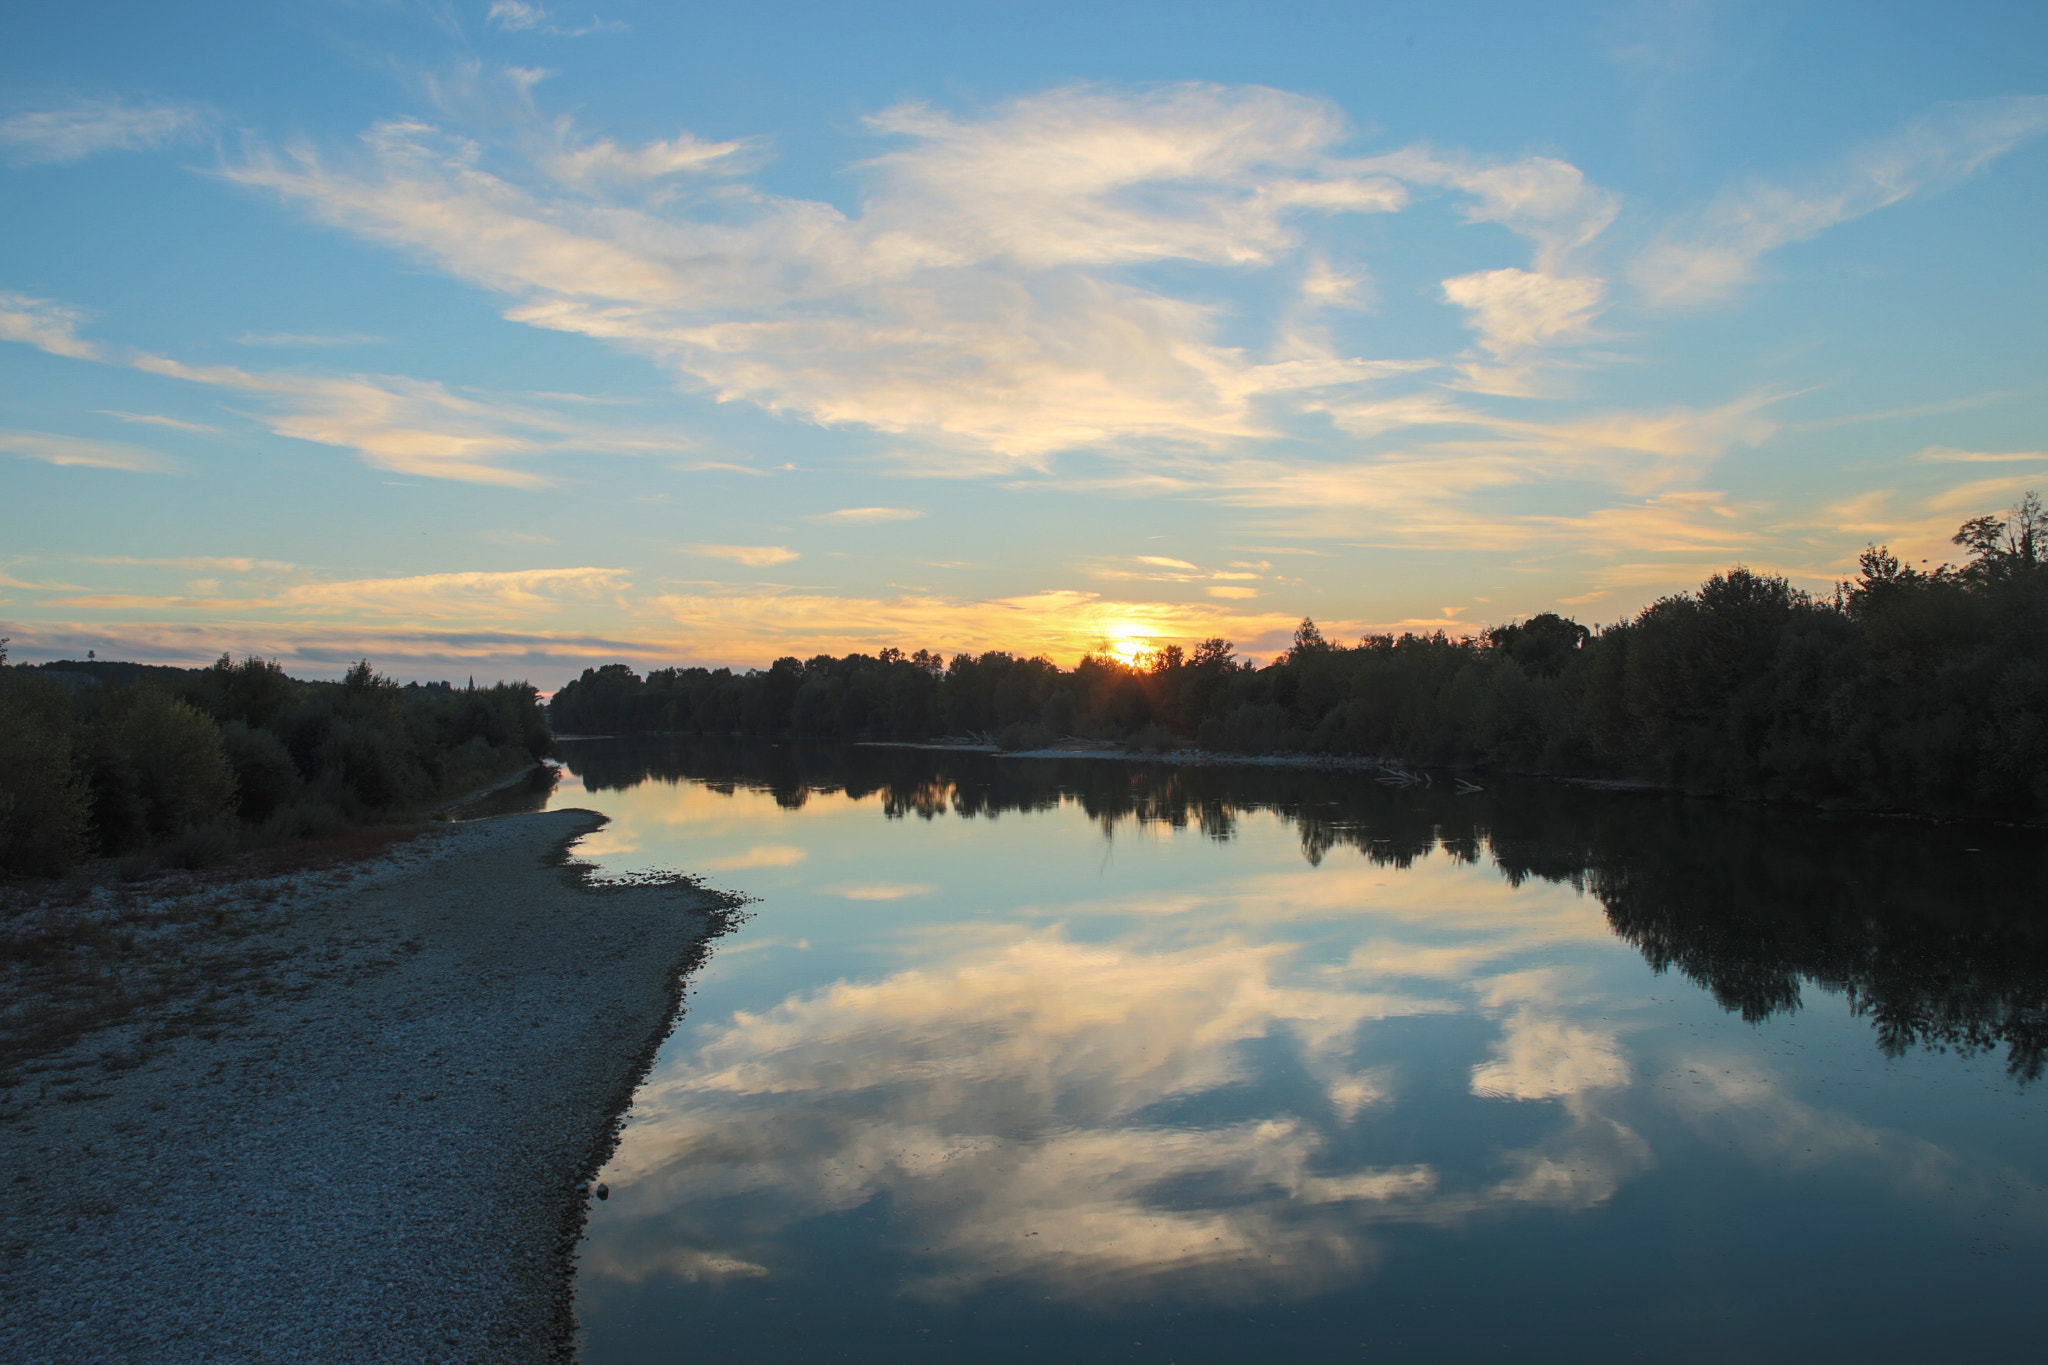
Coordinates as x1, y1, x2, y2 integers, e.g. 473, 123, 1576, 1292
551, 494, 2048, 820
0, 652, 551, 876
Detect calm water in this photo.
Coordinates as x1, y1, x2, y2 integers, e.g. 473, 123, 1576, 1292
541, 738, 2047, 1364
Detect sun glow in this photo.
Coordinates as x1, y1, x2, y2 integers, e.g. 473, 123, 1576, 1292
1106, 636, 1153, 665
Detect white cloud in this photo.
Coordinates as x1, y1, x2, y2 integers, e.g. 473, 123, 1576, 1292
685, 544, 801, 567
97, 410, 219, 433
1353, 148, 1619, 274
0, 293, 103, 361
486, 0, 548, 30
0, 98, 212, 166
82, 555, 295, 572
592, 911, 1650, 1305
809, 506, 926, 523
0, 428, 176, 473
701, 845, 808, 871
1632, 95, 2048, 306
833, 882, 936, 900
485, 1, 624, 36
1470, 1009, 1630, 1100
1914, 446, 2048, 465
543, 131, 746, 188
268, 566, 628, 617
50, 565, 631, 622
130, 355, 688, 488
216, 81, 1485, 462
0, 296, 695, 486
1441, 268, 1605, 357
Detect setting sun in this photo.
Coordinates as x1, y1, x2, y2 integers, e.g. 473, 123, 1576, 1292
1106, 636, 1154, 665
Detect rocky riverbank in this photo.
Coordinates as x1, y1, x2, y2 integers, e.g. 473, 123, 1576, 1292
0, 810, 743, 1364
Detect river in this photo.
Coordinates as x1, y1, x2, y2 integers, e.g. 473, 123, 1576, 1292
536, 737, 2046, 1363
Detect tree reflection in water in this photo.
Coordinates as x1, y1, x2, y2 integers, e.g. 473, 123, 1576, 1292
564, 736, 2048, 1082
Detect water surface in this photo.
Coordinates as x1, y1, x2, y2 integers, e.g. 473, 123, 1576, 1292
550, 739, 2047, 1364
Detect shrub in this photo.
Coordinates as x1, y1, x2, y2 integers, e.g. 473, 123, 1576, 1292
998, 721, 1056, 751
113, 688, 237, 841
0, 674, 92, 875
321, 718, 424, 811
220, 720, 301, 822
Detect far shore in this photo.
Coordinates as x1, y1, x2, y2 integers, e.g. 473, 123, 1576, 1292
0, 809, 745, 1365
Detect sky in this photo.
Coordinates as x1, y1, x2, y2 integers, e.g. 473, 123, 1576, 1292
3, 0, 2045, 685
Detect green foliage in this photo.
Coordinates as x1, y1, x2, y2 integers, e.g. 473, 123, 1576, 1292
112, 689, 239, 841
219, 721, 300, 822
0, 667, 93, 874
0, 650, 552, 876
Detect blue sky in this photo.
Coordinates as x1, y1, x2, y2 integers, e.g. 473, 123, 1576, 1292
3, 0, 2045, 683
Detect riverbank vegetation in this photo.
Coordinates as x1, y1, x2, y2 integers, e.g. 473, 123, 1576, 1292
550, 494, 2048, 821
0, 652, 551, 877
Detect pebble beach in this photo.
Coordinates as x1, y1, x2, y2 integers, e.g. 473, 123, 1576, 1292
0, 809, 740, 1364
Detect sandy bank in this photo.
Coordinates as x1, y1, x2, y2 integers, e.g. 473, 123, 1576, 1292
0, 810, 742, 1364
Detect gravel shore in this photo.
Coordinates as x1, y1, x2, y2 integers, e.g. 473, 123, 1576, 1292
0, 810, 742, 1364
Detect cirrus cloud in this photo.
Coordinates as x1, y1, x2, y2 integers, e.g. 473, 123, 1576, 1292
0, 97, 213, 167
685, 544, 801, 567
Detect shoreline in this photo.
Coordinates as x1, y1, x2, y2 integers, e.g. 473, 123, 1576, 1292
0, 810, 745, 1364
855, 740, 2038, 821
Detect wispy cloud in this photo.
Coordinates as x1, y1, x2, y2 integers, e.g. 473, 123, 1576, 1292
0, 293, 102, 361
1913, 446, 2048, 465
50, 565, 631, 620
809, 506, 925, 524
0, 97, 213, 166
0, 428, 177, 473
0, 293, 694, 486
214, 77, 1865, 548
24, 74, 2019, 586
129, 355, 686, 487
82, 555, 295, 573
485, 1, 624, 37
700, 845, 808, 871
831, 883, 935, 900
97, 410, 219, 433
685, 544, 801, 567
223, 79, 1580, 465
1632, 95, 2048, 306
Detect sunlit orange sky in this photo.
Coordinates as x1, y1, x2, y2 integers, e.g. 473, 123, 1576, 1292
4, 2, 2045, 684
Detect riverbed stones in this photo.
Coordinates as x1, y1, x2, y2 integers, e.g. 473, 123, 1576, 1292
0, 809, 738, 1364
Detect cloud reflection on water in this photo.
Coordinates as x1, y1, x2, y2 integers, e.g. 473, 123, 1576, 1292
562, 745, 2048, 1335
594, 855, 1654, 1305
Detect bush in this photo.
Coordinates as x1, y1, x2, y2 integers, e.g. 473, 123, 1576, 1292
0, 675, 92, 875
321, 719, 424, 812
998, 721, 1056, 751
113, 688, 237, 842
220, 720, 300, 822
1222, 703, 1288, 755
